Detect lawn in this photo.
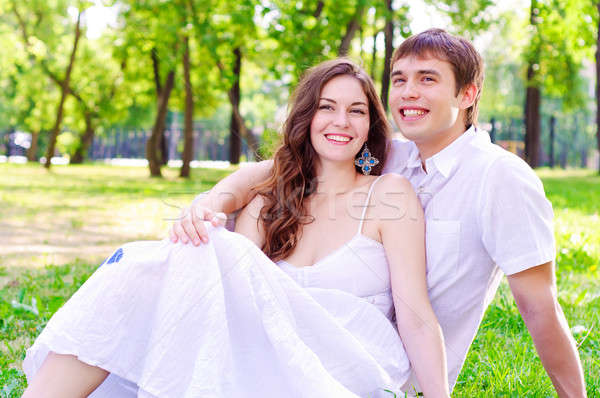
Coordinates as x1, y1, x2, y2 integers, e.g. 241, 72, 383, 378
0, 163, 598, 397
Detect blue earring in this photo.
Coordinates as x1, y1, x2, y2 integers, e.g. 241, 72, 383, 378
354, 145, 379, 175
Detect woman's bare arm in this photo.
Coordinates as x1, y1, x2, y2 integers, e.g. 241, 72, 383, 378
234, 194, 267, 248
170, 159, 273, 245
375, 174, 450, 398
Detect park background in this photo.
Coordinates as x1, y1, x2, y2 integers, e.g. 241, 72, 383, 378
0, 0, 599, 396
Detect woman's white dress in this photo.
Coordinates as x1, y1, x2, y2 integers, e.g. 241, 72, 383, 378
23, 177, 412, 397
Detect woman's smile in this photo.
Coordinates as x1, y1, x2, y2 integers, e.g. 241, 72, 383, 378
324, 133, 353, 144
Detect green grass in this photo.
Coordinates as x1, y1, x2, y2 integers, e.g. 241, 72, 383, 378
0, 162, 232, 269
0, 163, 598, 397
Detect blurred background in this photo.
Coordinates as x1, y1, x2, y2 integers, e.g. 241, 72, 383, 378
0, 0, 598, 176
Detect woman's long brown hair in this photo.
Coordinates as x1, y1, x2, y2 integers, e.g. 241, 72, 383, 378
255, 58, 390, 262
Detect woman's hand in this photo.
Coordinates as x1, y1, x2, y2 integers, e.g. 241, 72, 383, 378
168, 160, 274, 245
169, 202, 227, 245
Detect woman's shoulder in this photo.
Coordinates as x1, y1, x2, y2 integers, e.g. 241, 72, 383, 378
372, 173, 414, 196
369, 174, 420, 222
357, 173, 410, 190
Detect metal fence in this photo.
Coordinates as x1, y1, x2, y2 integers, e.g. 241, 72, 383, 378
88, 121, 251, 162
1, 116, 596, 168
482, 116, 596, 169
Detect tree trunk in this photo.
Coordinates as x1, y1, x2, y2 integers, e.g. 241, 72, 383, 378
380, 0, 394, 111
371, 30, 378, 79
359, 25, 364, 60
549, 115, 555, 168
524, 79, 541, 167
180, 35, 194, 178
27, 131, 39, 161
338, 6, 364, 56
151, 48, 170, 167
596, 0, 600, 173
229, 47, 243, 164
160, 128, 168, 166
147, 69, 175, 177
226, 48, 259, 164
151, 48, 162, 96
71, 113, 95, 164
44, 11, 82, 168
313, 1, 324, 18
524, 0, 541, 168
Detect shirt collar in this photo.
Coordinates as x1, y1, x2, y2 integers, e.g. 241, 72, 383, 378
411, 125, 479, 178
429, 125, 478, 178
405, 141, 422, 170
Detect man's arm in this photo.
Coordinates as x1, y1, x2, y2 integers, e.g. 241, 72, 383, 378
170, 159, 273, 245
508, 262, 587, 397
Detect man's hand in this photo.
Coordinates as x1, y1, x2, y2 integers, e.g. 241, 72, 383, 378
169, 204, 227, 245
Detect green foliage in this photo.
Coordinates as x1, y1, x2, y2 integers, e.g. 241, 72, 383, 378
55, 131, 78, 155
426, 0, 495, 37
477, 12, 528, 122
0, 1, 597, 164
523, 0, 594, 111
0, 1, 60, 133
261, 0, 377, 82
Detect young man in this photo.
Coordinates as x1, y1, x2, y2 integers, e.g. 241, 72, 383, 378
170, 29, 586, 396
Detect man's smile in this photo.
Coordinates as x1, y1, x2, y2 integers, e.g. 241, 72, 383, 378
399, 107, 429, 121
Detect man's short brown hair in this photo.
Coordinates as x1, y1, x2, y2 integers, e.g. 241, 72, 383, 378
392, 28, 484, 128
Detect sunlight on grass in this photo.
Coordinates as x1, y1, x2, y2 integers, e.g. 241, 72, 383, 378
0, 163, 232, 268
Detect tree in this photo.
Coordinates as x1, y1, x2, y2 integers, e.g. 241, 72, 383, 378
264, 0, 375, 81
68, 34, 128, 164
148, 47, 176, 176
187, 0, 261, 165
180, 33, 194, 177
0, 14, 56, 161
380, 0, 394, 111
521, 0, 592, 168
338, 2, 365, 56
524, 0, 541, 167
9, 0, 88, 168
118, 0, 182, 177
427, 0, 494, 36
477, 19, 526, 124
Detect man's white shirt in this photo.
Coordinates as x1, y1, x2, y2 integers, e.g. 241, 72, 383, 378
383, 126, 556, 391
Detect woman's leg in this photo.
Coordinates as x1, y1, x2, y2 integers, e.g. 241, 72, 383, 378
22, 352, 108, 398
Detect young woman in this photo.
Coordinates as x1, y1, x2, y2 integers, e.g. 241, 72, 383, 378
23, 59, 449, 398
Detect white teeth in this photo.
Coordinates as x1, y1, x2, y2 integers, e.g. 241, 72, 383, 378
403, 109, 426, 116
326, 135, 351, 142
